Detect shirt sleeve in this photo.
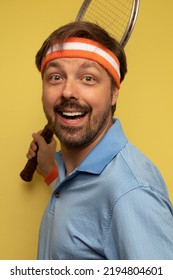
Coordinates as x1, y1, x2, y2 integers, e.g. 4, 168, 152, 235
105, 185, 173, 259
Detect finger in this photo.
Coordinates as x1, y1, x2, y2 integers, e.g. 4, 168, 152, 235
26, 137, 39, 159
48, 137, 57, 149
32, 132, 47, 150
26, 147, 37, 159
30, 140, 38, 152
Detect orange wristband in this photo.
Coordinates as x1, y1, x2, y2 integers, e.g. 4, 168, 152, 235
44, 166, 58, 185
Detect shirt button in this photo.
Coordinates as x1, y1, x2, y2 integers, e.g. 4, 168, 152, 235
55, 192, 60, 198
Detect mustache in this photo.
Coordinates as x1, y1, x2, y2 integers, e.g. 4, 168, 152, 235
54, 100, 91, 113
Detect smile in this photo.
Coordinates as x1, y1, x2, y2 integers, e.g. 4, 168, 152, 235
61, 111, 86, 119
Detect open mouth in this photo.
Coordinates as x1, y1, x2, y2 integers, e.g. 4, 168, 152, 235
60, 111, 87, 120
54, 102, 90, 123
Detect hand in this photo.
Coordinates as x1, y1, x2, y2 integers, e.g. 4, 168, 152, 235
27, 131, 57, 178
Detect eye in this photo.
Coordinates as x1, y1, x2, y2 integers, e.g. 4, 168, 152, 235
51, 74, 62, 81
47, 74, 64, 84
83, 75, 96, 84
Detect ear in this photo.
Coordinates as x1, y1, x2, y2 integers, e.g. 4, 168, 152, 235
111, 87, 119, 106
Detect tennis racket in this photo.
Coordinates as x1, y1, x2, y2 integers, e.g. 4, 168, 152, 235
76, 0, 140, 47
20, 124, 54, 182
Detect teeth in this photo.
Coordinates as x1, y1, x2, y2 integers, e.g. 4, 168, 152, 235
62, 112, 84, 116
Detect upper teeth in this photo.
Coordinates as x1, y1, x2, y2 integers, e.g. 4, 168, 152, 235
62, 112, 83, 116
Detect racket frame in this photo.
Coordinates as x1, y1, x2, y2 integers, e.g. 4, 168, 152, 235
76, 0, 140, 47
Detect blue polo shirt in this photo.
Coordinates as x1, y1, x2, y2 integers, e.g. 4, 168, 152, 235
38, 119, 173, 259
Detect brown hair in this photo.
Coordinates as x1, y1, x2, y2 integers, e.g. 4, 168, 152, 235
35, 21, 127, 83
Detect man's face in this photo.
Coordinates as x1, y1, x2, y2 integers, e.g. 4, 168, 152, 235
42, 57, 118, 148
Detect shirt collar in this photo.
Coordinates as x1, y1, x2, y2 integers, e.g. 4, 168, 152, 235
77, 118, 127, 174
55, 118, 127, 178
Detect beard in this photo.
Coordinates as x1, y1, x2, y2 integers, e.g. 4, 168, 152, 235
44, 98, 113, 149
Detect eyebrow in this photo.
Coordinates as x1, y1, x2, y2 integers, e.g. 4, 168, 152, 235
45, 61, 62, 71
78, 61, 102, 71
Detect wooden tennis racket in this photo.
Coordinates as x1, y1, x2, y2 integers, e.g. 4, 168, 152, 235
20, 124, 54, 182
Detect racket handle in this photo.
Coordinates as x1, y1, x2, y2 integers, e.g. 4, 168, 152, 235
20, 124, 54, 182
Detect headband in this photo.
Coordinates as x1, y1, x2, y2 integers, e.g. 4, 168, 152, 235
41, 37, 121, 89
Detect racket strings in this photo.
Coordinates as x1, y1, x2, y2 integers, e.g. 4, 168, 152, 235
78, 0, 133, 42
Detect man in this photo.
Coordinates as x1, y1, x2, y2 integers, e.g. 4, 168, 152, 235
27, 21, 173, 259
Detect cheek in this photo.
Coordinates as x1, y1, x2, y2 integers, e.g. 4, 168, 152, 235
42, 85, 59, 109
90, 89, 113, 112
42, 92, 56, 117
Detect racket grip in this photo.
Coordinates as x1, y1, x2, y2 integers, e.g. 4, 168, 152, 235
20, 124, 54, 182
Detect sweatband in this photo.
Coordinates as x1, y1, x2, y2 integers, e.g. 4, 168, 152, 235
41, 37, 121, 89
44, 166, 58, 186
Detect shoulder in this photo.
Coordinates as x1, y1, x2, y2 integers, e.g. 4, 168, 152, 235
102, 141, 169, 205
119, 142, 167, 191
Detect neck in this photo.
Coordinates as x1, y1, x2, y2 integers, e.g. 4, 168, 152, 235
61, 141, 96, 176
60, 119, 113, 175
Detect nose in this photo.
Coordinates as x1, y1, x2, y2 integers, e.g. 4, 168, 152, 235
62, 78, 79, 100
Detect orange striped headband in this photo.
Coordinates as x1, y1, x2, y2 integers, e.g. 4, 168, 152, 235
41, 37, 121, 89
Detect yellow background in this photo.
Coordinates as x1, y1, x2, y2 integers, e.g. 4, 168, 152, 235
0, 0, 172, 259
